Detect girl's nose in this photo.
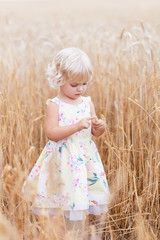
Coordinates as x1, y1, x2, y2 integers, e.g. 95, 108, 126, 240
78, 85, 83, 92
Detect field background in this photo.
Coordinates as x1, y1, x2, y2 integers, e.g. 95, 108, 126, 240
0, 0, 160, 239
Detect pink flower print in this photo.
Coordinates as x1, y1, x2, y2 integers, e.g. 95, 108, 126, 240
75, 117, 79, 123
99, 171, 106, 180
68, 155, 83, 173
72, 178, 81, 191
52, 146, 57, 151
36, 194, 40, 199
82, 184, 88, 197
61, 194, 64, 199
79, 142, 86, 152
81, 109, 85, 114
100, 172, 105, 176
96, 171, 106, 181
87, 163, 93, 172
56, 164, 61, 170
79, 142, 85, 148
75, 130, 82, 137
30, 164, 41, 178
36, 194, 46, 200
46, 147, 51, 151
69, 156, 74, 161
60, 112, 64, 118
68, 119, 76, 125
75, 166, 78, 171
58, 110, 65, 122
61, 192, 70, 206
74, 178, 79, 187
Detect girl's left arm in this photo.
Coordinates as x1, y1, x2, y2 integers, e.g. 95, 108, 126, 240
90, 101, 106, 137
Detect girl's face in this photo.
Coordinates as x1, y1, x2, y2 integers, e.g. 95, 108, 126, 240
60, 76, 89, 100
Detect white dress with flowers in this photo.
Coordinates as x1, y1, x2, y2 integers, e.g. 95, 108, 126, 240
22, 96, 110, 220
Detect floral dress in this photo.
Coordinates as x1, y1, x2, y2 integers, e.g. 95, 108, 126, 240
22, 96, 110, 220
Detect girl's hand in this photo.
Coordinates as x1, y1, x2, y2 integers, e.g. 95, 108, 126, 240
92, 118, 106, 136
76, 117, 96, 131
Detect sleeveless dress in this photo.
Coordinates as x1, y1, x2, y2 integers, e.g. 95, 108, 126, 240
22, 96, 110, 220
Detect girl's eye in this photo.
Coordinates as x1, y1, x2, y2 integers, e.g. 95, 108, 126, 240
70, 82, 88, 87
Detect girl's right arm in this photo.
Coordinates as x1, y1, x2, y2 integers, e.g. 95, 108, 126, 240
45, 102, 95, 141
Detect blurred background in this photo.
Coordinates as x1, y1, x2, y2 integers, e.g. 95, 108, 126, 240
0, 0, 160, 240
0, 0, 160, 22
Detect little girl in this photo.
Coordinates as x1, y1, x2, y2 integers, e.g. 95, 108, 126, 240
22, 47, 110, 238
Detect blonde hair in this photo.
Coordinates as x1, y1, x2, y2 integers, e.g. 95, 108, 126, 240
46, 47, 93, 89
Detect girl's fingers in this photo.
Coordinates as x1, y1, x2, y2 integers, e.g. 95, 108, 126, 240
87, 116, 97, 121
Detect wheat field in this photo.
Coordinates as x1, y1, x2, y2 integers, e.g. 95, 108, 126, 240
0, 1, 160, 239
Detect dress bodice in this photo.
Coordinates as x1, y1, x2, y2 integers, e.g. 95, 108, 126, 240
47, 96, 92, 141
